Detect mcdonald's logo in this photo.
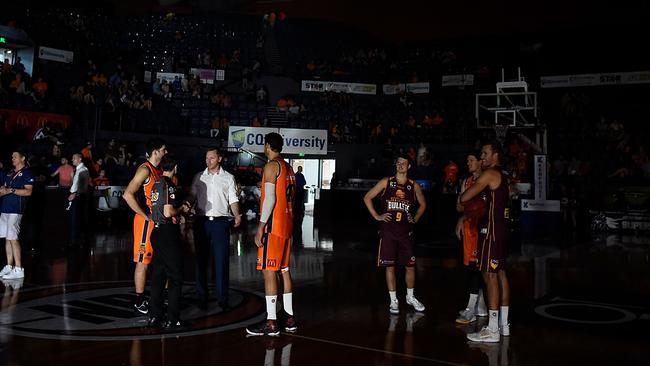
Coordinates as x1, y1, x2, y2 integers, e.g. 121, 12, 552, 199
37, 116, 48, 127
16, 115, 30, 128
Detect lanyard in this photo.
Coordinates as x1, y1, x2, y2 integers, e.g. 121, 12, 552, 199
7, 168, 24, 187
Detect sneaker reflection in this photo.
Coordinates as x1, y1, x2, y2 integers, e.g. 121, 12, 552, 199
467, 333, 511, 366
1, 278, 24, 344
380, 312, 425, 364
262, 337, 293, 366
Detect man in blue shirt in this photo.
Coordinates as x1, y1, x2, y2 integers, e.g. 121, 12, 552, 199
294, 166, 307, 214
0, 151, 34, 280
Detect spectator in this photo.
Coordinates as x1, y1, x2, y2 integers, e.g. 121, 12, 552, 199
51, 157, 75, 188
9, 73, 26, 95
94, 158, 104, 175
93, 169, 110, 186
32, 77, 48, 98
256, 86, 267, 103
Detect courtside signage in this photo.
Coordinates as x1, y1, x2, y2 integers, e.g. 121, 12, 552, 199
228, 127, 328, 155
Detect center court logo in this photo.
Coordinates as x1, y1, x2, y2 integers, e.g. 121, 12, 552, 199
0, 281, 265, 341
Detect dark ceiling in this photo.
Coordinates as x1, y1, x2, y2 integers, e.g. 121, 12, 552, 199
6, 0, 649, 43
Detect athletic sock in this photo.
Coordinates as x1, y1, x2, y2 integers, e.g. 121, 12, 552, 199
467, 293, 478, 310
406, 288, 414, 299
488, 310, 499, 332
266, 295, 278, 320
389, 291, 397, 302
500, 306, 509, 326
283, 293, 294, 316
135, 293, 144, 305
477, 289, 487, 312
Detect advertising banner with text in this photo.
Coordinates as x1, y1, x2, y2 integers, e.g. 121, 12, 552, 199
38, 46, 74, 64
442, 74, 474, 87
190, 68, 217, 84
301, 80, 376, 95
228, 127, 328, 155
540, 71, 650, 88
1, 109, 71, 138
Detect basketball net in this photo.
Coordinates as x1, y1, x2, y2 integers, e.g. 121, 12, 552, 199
494, 125, 509, 143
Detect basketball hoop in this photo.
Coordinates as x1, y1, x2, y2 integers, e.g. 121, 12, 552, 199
494, 124, 509, 143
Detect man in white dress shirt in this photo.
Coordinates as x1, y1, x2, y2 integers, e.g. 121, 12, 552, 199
68, 153, 90, 248
188, 148, 241, 310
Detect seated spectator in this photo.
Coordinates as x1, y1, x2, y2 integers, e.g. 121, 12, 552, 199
277, 97, 288, 111
432, 113, 444, 125
172, 76, 181, 91
251, 117, 262, 127
94, 158, 104, 175
104, 139, 119, 164
256, 86, 267, 103
93, 169, 110, 186
32, 77, 48, 98
9, 73, 26, 95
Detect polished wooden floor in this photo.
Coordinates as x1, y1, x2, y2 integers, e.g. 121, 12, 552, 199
1, 211, 649, 366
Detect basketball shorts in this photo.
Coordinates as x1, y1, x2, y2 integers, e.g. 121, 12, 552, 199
377, 229, 415, 267
477, 226, 508, 273
462, 218, 478, 266
0, 213, 22, 241
133, 214, 154, 264
257, 233, 291, 271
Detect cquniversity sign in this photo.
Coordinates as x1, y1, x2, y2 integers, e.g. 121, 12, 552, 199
228, 127, 328, 155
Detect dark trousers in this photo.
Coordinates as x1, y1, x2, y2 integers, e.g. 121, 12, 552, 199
193, 216, 231, 304
150, 224, 184, 322
69, 193, 87, 245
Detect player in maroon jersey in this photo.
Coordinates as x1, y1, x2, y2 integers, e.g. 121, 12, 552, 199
364, 154, 427, 314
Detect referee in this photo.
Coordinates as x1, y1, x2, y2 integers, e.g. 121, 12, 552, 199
149, 155, 189, 328
187, 148, 241, 310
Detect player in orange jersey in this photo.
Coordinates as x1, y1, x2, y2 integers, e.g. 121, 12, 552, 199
246, 132, 297, 336
455, 151, 488, 324
123, 138, 167, 314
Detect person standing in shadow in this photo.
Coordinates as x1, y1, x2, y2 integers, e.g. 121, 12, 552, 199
186, 148, 241, 310
294, 166, 306, 216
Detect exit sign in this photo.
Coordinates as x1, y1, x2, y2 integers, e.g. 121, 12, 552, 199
0, 37, 6, 43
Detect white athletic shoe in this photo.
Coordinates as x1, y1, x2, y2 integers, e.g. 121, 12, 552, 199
389, 299, 399, 314
406, 296, 425, 312
467, 326, 500, 343
500, 323, 510, 337
0, 265, 13, 277
3, 267, 24, 280
455, 308, 477, 324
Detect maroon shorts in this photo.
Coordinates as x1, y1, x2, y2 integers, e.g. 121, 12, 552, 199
477, 226, 508, 273
377, 229, 415, 267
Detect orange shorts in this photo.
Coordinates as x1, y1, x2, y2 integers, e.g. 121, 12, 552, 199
257, 233, 291, 271
463, 218, 478, 266
133, 215, 154, 264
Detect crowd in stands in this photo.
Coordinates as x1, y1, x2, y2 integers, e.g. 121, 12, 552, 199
3, 10, 650, 223
0, 58, 53, 111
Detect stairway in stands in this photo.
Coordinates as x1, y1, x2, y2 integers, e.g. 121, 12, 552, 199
264, 29, 283, 75
266, 106, 288, 127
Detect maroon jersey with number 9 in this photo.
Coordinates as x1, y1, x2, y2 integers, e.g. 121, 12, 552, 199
380, 176, 417, 233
